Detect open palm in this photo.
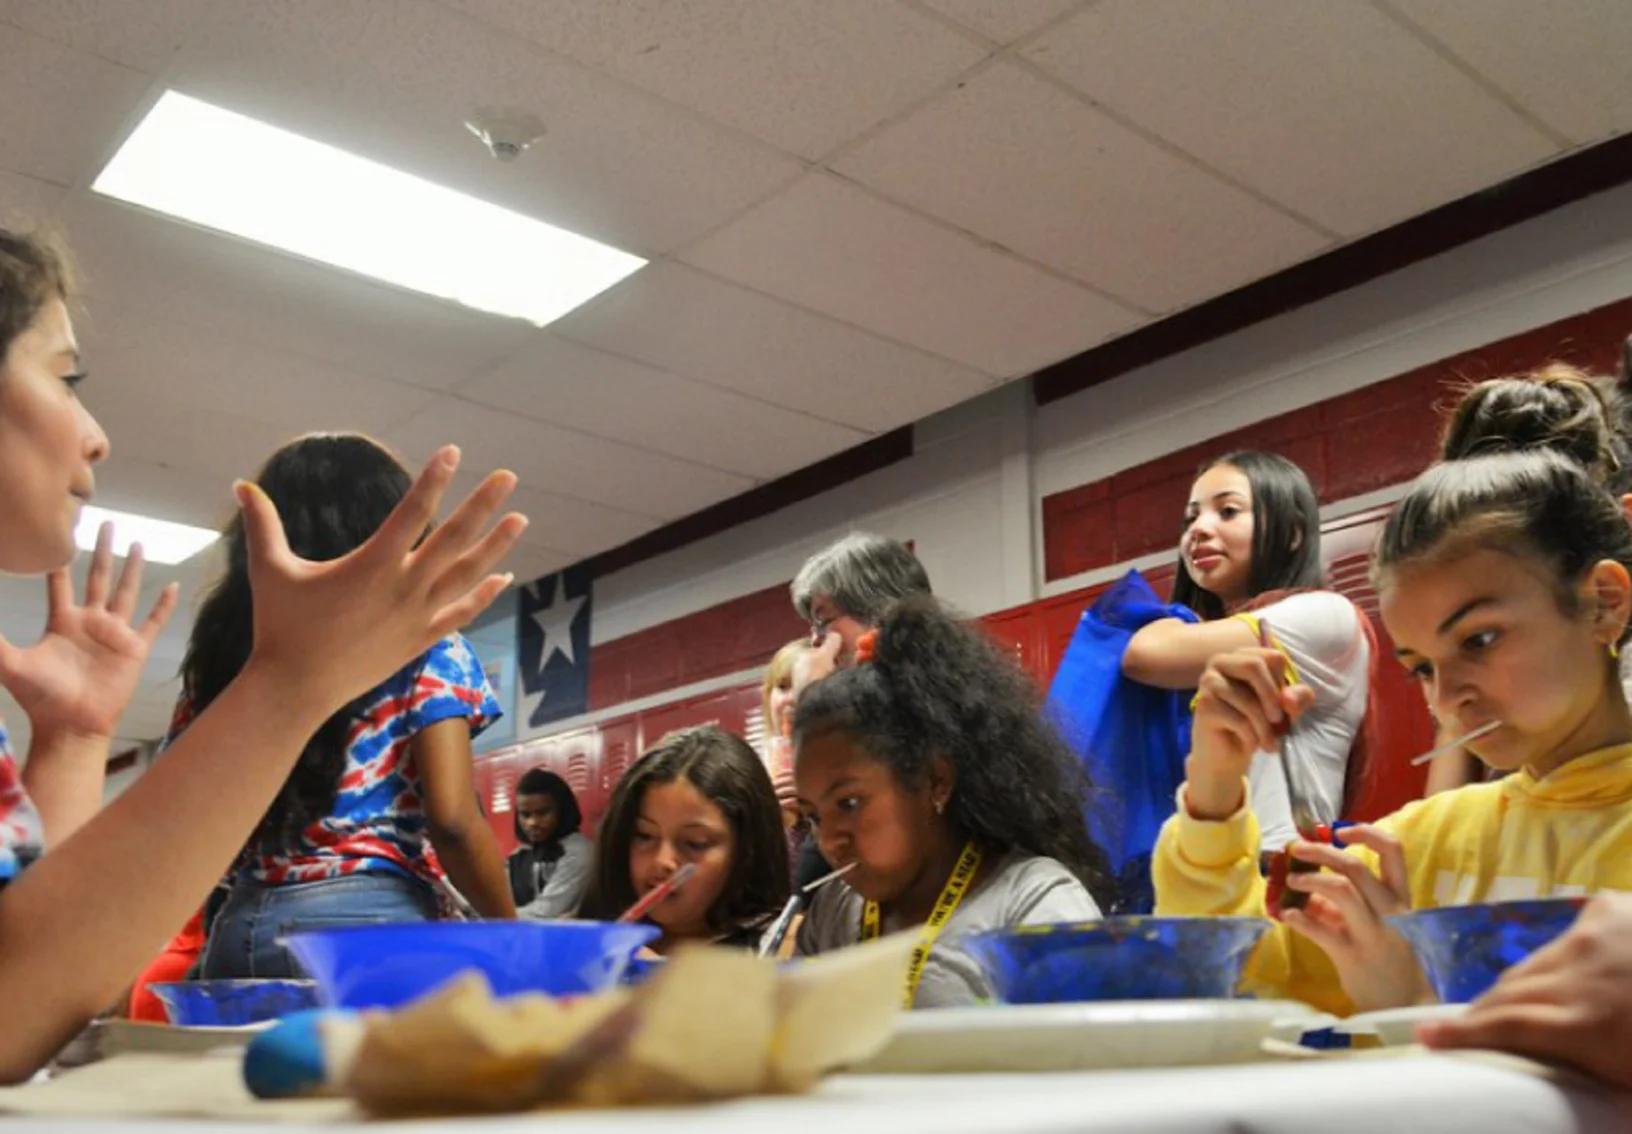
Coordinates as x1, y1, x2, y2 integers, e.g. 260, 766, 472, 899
0, 525, 178, 740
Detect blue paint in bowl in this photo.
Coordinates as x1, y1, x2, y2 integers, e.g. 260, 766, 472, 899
147, 979, 320, 1027
963, 917, 1271, 1004
1388, 898, 1586, 1003
285, 920, 659, 1010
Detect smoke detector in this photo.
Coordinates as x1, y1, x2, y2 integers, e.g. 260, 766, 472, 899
464, 106, 547, 163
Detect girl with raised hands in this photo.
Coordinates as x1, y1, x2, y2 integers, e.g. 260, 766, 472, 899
0, 227, 525, 1080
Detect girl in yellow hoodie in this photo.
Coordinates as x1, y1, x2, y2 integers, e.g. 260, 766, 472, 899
1154, 449, 1632, 1016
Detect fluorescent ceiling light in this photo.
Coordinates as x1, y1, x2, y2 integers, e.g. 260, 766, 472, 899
93, 91, 646, 327
76, 505, 219, 566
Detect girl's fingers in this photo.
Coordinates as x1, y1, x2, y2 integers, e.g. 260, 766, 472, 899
139, 583, 181, 644
424, 513, 528, 610
236, 480, 296, 576
84, 521, 115, 609
1212, 650, 1287, 726
109, 541, 146, 622
1283, 871, 1378, 932
427, 573, 515, 642
1287, 842, 1405, 917
1419, 1002, 1584, 1061
358, 448, 463, 568
411, 469, 518, 580
45, 568, 73, 617
1334, 825, 1411, 901
1197, 670, 1276, 753
1281, 904, 1350, 954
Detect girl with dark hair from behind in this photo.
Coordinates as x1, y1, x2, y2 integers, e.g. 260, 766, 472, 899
509, 768, 592, 919
793, 597, 1110, 1009
1121, 451, 1377, 850
581, 726, 789, 952
179, 433, 517, 979
1426, 363, 1632, 794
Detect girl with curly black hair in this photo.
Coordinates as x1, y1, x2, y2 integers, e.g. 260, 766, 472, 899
792, 597, 1110, 1008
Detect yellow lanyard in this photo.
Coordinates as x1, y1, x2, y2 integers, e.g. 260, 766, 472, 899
862, 841, 983, 1007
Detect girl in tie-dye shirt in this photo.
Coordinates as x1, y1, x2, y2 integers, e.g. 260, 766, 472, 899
173, 436, 517, 979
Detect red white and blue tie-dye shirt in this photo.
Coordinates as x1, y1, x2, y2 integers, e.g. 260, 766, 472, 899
165, 633, 500, 888
0, 719, 45, 884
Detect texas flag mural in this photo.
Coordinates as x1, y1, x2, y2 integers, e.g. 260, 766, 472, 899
517, 565, 593, 729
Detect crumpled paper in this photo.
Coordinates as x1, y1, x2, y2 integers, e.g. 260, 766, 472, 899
344, 931, 917, 1116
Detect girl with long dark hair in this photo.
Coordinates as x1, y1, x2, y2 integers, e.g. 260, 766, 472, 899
1122, 451, 1376, 849
182, 433, 516, 979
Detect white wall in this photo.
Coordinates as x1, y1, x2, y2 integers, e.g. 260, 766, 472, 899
592, 181, 1632, 637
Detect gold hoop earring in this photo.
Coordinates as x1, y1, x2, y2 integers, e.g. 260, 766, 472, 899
1611, 641, 1622, 661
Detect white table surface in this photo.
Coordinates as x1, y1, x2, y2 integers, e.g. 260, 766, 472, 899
2, 1055, 1629, 1134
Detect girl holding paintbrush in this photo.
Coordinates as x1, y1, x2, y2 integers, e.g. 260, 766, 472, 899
582, 726, 789, 953
1157, 450, 1632, 1016
792, 597, 1111, 1008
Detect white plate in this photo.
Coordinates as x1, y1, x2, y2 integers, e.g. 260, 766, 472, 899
1332, 1003, 1468, 1046
851, 1000, 1319, 1074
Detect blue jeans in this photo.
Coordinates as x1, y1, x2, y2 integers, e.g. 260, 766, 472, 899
199, 872, 438, 979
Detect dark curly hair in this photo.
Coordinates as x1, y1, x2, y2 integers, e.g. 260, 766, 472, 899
792, 596, 1113, 910
581, 726, 790, 936
180, 433, 414, 843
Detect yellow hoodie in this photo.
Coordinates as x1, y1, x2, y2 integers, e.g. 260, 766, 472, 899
1153, 743, 1632, 1015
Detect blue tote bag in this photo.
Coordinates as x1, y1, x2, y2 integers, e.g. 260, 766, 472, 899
1044, 570, 1199, 914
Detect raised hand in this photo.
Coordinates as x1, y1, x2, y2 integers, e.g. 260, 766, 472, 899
0, 523, 178, 741
1277, 825, 1432, 1011
235, 445, 526, 715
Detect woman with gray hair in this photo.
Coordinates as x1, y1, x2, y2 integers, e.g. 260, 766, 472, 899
791, 532, 931, 667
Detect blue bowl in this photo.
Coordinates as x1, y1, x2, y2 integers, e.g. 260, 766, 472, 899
285, 921, 660, 1010
963, 917, 1271, 1004
1388, 898, 1586, 1003
147, 979, 320, 1027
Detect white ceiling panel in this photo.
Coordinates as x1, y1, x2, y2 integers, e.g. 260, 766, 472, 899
172, 0, 803, 256
682, 172, 1142, 379
553, 261, 995, 432
81, 386, 293, 483
0, 22, 150, 186
916, 0, 1084, 45
0, 168, 66, 227
1386, 0, 1632, 146
87, 454, 238, 531
439, 0, 990, 161
386, 395, 754, 521
439, 469, 666, 559
62, 196, 538, 393
0, 0, 220, 72
1024, 0, 1560, 237
460, 332, 869, 479
78, 304, 443, 436
834, 61, 1331, 314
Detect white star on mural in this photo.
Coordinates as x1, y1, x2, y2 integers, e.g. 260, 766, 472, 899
530, 585, 587, 669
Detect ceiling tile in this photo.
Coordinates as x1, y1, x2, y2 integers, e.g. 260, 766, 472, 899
385, 396, 754, 520
82, 384, 292, 482
552, 262, 994, 431
440, 0, 989, 160
0, 169, 66, 227
0, 0, 220, 72
0, 22, 149, 185
1024, 0, 1560, 237
682, 172, 1142, 378
916, 0, 1082, 45
503, 543, 576, 588
442, 471, 659, 560
171, 0, 802, 255
1386, 0, 1632, 145
460, 332, 869, 479
834, 62, 1330, 313
78, 304, 443, 435
61, 195, 538, 392
89, 455, 238, 530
